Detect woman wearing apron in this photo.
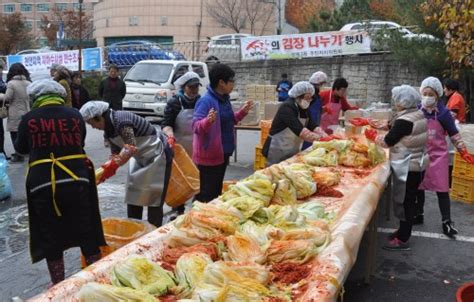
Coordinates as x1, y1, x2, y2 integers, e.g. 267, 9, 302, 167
80, 101, 173, 227
365, 85, 427, 250
302, 71, 328, 150
416, 77, 474, 238
263, 81, 328, 165
319, 77, 358, 134
162, 71, 201, 217
14, 80, 105, 284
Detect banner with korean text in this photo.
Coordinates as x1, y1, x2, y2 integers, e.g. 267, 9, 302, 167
6, 47, 103, 73
241, 31, 371, 61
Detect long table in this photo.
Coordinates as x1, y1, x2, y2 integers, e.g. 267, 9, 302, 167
29, 144, 391, 302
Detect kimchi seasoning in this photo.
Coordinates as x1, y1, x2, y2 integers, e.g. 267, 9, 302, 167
271, 262, 312, 284
161, 242, 219, 265
315, 186, 344, 198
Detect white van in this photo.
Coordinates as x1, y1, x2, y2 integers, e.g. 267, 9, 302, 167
122, 60, 210, 123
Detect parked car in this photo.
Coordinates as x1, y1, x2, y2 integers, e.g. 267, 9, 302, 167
205, 34, 253, 63
122, 60, 239, 123
340, 21, 438, 50
107, 40, 186, 68
16, 48, 56, 55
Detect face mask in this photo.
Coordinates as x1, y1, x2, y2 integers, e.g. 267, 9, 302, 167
298, 99, 310, 110
421, 96, 436, 108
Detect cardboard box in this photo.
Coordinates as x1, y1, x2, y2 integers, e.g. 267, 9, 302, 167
264, 102, 281, 120
264, 91, 276, 101
246, 91, 256, 99
255, 85, 266, 94
345, 124, 363, 135
368, 109, 392, 120
265, 85, 277, 95
246, 84, 256, 94
255, 92, 266, 101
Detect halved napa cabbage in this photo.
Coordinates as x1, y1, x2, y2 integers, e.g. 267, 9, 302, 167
77, 282, 157, 302
312, 139, 353, 152
174, 252, 213, 299
282, 164, 317, 199
297, 200, 334, 222
223, 196, 265, 219
269, 205, 307, 229
239, 220, 281, 248
266, 238, 328, 264
110, 256, 176, 295
368, 142, 386, 165
303, 148, 339, 167
271, 179, 297, 205
220, 178, 275, 206
224, 232, 266, 264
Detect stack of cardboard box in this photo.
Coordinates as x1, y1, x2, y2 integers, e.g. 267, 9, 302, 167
246, 84, 279, 120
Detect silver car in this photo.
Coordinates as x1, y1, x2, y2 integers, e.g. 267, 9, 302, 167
205, 33, 253, 63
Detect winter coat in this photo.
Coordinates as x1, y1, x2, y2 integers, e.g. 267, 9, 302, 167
5, 75, 30, 132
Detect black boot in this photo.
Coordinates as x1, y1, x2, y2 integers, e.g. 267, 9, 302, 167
46, 258, 65, 284
85, 253, 102, 266
413, 214, 424, 225
442, 220, 458, 238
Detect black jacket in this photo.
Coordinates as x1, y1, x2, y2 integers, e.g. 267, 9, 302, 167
269, 98, 318, 136
98, 77, 126, 110
162, 93, 199, 129
71, 85, 91, 110
15, 105, 89, 192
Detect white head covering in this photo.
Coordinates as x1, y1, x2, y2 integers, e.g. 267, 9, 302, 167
27, 79, 66, 101
309, 71, 328, 85
420, 76, 443, 97
391, 85, 421, 109
79, 101, 110, 121
288, 81, 315, 98
174, 71, 201, 90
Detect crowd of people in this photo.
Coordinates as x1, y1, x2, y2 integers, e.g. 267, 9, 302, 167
0, 58, 472, 285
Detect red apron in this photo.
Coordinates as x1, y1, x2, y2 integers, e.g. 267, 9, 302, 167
320, 91, 342, 134
419, 116, 449, 192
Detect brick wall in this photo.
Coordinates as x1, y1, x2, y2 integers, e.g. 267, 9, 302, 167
228, 53, 427, 104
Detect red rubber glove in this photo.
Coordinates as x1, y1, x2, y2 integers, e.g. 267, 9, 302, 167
167, 136, 176, 149
99, 159, 120, 183
323, 106, 333, 114
365, 128, 378, 141
350, 117, 370, 126
320, 135, 336, 142
460, 149, 474, 165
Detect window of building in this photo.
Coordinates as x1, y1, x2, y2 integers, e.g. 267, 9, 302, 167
3, 4, 15, 13
55, 3, 68, 11
25, 20, 33, 30
73, 3, 81, 11
36, 3, 50, 12
37, 20, 43, 29
21, 3, 33, 13
129, 16, 139, 26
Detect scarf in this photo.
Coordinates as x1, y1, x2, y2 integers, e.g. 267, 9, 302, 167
32, 94, 65, 109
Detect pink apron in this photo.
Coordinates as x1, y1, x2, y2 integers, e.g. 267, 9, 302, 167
320, 91, 342, 134
419, 116, 449, 192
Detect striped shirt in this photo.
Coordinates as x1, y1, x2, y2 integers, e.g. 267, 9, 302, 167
110, 110, 156, 138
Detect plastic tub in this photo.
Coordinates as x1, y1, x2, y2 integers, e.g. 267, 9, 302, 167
456, 282, 474, 302
165, 144, 200, 207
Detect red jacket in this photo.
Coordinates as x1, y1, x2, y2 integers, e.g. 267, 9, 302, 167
320, 89, 358, 111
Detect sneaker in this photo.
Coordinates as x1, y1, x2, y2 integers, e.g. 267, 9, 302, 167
9, 154, 24, 163
387, 230, 398, 240
442, 220, 458, 238
413, 214, 424, 225
383, 237, 410, 251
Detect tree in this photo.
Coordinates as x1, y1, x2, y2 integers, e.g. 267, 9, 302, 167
40, 8, 93, 48
206, 0, 247, 33
421, 0, 473, 76
0, 13, 33, 55
206, 0, 274, 34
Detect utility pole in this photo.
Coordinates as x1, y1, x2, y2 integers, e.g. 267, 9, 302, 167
277, 0, 282, 35
78, 0, 84, 73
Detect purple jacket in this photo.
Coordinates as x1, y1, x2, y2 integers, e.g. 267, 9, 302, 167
192, 87, 247, 166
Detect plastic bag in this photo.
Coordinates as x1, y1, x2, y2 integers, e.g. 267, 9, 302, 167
0, 154, 12, 201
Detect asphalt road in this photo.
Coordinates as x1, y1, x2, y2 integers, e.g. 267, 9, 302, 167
0, 120, 473, 301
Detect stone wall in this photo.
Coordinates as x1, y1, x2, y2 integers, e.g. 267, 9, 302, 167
228, 53, 427, 104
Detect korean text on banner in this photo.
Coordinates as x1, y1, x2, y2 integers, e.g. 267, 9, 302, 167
6, 47, 103, 73
241, 30, 372, 61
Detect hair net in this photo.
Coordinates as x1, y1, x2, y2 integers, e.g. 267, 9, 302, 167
27, 79, 66, 101
288, 81, 315, 98
420, 76, 443, 97
79, 101, 110, 121
391, 85, 420, 109
174, 71, 201, 90
309, 71, 328, 84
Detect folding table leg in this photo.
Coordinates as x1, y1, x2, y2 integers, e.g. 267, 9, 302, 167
365, 205, 379, 284
385, 174, 392, 221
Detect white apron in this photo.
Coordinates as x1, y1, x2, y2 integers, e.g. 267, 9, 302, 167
173, 98, 194, 157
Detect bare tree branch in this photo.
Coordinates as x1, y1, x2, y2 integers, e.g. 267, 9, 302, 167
206, 0, 247, 33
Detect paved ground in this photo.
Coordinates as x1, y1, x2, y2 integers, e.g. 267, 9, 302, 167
0, 120, 473, 301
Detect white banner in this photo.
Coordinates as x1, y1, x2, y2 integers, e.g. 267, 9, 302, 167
241, 30, 372, 61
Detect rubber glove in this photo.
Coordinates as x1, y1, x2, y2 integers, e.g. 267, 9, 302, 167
99, 159, 120, 183
167, 136, 176, 149
459, 149, 474, 165
320, 135, 336, 142
350, 117, 370, 126
365, 128, 378, 141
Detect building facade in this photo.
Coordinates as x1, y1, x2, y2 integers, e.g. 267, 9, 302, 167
0, 0, 96, 47
92, 0, 276, 46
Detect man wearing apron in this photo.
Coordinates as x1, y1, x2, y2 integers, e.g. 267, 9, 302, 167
14, 80, 105, 284
302, 71, 328, 150
263, 81, 328, 165
80, 101, 173, 227
416, 77, 474, 238
366, 85, 427, 250
162, 71, 201, 217
319, 77, 358, 134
